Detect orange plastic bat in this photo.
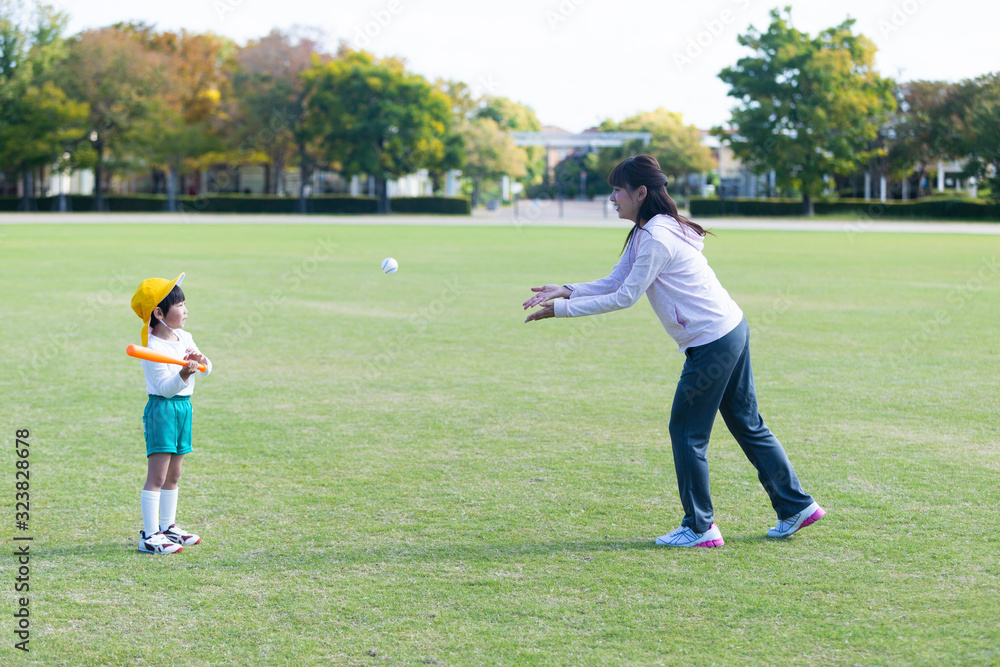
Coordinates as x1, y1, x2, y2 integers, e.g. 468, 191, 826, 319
126, 344, 207, 373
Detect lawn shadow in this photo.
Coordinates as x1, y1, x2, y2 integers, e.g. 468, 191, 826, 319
31, 531, 793, 566
32, 539, 210, 560
313, 532, 786, 566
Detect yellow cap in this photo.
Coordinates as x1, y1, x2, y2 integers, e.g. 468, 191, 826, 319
130, 273, 184, 346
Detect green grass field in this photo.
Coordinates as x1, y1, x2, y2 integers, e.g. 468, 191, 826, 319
1, 221, 998, 665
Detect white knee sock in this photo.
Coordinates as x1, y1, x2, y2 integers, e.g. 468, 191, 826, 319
141, 490, 160, 536
159, 488, 178, 531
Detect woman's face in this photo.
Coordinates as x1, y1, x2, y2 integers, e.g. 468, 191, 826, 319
609, 184, 645, 223
610, 185, 646, 222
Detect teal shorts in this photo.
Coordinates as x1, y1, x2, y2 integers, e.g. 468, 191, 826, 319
143, 395, 193, 457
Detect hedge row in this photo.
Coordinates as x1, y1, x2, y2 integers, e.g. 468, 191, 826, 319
0, 194, 471, 215
389, 196, 470, 214
689, 197, 1000, 221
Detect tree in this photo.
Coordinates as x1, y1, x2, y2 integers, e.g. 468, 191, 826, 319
475, 95, 545, 186
136, 28, 233, 211
432, 80, 474, 195
436, 85, 541, 197
458, 116, 527, 208
231, 28, 328, 197
0, 2, 87, 209
63, 26, 167, 210
596, 108, 712, 197
552, 152, 604, 199
0, 82, 88, 208
437, 79, 480, 120
714, 7, 895, 215
882, 80, 955, 198
303, 49, 453, 213
950, 73, 1000, 202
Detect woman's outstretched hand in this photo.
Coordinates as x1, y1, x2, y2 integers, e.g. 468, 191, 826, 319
523, 284, 570, 323
525, 303, 555, 322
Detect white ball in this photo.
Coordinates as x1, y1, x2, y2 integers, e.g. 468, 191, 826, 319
381, 257, 398, 274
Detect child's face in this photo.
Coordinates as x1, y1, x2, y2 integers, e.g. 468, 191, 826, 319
159, 301, 188, 330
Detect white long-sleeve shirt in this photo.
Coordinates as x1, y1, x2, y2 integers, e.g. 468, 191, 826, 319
553, 214, 744, 352
141, 329, 212, 397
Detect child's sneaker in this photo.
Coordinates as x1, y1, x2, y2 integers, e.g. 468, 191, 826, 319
655, 523, 725, 548
768, 502, 826, 538
161, 524, 201, 546
138, 530, 183, 554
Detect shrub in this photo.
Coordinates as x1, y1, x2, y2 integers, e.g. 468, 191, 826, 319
389, 196, 470, 215
689, 197, 1000, 221
0, 194, 470, 215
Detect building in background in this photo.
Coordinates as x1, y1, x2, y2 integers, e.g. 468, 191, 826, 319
0, 128, 980, 205
511, 127, 652, 181
704, 130, 977, 202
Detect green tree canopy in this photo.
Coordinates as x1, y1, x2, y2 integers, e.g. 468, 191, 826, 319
136, 28, 234, 210
437, 79, 479, 120
458, 116, 527, 208
303, 49, 454, 212
0, 1, 87, 208
950, 72, 1000, 202
0, 81, 88, 190
884, 80, 955, 196
230, 28, 328, 197
714, 7, 895, 214
475, 95, 544, 186
596, 108, 712, 195
439, 85, 541, 198
62, 25, 168, 209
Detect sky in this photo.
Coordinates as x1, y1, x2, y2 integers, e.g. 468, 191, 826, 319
58, 0, 1000, 133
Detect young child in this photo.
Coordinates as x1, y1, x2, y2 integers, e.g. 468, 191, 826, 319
130, 273, 212, 554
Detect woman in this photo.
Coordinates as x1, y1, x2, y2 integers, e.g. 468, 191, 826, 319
523, 155, 824, 547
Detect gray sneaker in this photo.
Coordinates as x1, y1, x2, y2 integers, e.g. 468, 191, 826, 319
768, 502, 826, 538
655, 523, 725, 548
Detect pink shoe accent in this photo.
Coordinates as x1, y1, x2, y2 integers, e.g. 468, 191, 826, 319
696, 538, 725, 548
800, 507, 826, 529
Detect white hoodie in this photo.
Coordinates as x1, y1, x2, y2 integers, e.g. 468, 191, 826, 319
553, 214, 744, 352
142, 328, 213, 398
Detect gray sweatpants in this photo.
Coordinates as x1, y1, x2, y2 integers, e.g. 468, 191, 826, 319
669, 317, 814, 533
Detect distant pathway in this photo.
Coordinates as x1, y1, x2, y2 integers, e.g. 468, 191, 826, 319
1, 211, 999, 235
